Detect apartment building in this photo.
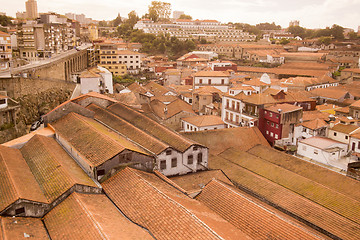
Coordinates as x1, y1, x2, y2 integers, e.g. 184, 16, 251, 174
17, 20, 78, 61
97, 42, 142, 75
134, 19, 256, 43
0, 31, 12, 70
193, 71, 230, 92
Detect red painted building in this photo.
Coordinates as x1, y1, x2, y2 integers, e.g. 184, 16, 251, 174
259, 103, 303, 146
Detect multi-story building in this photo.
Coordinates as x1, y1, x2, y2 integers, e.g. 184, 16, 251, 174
97, 41, 142, 75
134, 19, 256, 43
258, 103, 303, 146
25, 0, 38, 19
17, 20, 78, 61
222, 89, 316, 128
0, 31, 12, 70
193, 71, 230, 92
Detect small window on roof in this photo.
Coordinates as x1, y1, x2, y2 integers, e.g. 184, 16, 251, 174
97, 169, 105, 176
166, 149, 172, 155
193, 146, 198, 151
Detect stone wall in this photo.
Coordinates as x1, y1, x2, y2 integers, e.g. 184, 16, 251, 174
0, 77, 76, 99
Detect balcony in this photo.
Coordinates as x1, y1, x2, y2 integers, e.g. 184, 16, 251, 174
225, 106, 241, 113
242, 110, 258, 118
224, 118, 242, 127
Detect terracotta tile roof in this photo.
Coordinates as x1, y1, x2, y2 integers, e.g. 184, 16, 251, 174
44, 192, 152, 240
0, 217, 48, 239
237, 66, 329, 77
343, 68, 360, 74
281, 75, 337, 88
113, 92, 141, 107
248, 144, 360, 202
182, 115, 225, 127
193, 86, 223, 95
194, 71, 230, 77
79, 68, 100, 78
169, 170, 233, 194
20, 135, 98, 202
279, 62, 336, 71
302, 111, 330, 121
127, 82, 148, 95
309, 87, 349, 100
350, 99, 360, 108
144, 81, 174, 97
150, 98, 195, 120
107, 102, 198, 152
197, 180, 323, 240
300, 118, 328, 130
151, 95, 178, 103
0, 145, 48, 212
330, 123, 360, 134
87, 103, 168, 155
220, 147, 360, 224
265, 103, 302, 113
209, 152, 360, 239
51, 112, 149, 167
182, 127, 269, 155
102, 168, 224, 240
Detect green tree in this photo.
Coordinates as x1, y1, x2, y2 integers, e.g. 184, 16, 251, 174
112, 13, 122, 27
0, 15, 12, 27
348, 31, 358, 40
179, 14, 192, 20
318, 36, 332, 45
288, 25, 306, 39
127, 11, 139, 27
279, 38, 290, 45
330, 24, 344, 40
148, 1, 171, 22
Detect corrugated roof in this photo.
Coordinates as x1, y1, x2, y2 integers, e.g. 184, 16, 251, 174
197, 180, 323, 240
0, 217, 49, 239
182, 115, 225, 127
102, 167, 223, 240
20, 135, 98, 202
107, 102, 198, 153
44, 192, 152, 240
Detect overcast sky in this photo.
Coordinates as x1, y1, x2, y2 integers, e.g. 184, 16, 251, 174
4, 0, 360, 30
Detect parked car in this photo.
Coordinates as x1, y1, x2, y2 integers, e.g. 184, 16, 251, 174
30, 121, 41, 131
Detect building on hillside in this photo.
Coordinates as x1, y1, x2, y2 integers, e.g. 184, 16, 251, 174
222, 89, 316, 128
193, 71, 230, 92
341, 68, 360, 83
79, 66, 113, 94
258, 103, 303, 146
328, 123, 360, 145
297, 137, 348, 165
192, 86, 223, 115
181, 115, 226, 132
25, 0, 38, 19
0, 31, 12, 70
293, 118, 329, 144
349, 100, 360, 119
281, 75, 339, 91
99, 48, 141, 75
208, 60, 237, 71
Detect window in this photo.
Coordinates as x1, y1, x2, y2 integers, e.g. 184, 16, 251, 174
198, 152, 203, 163
199, 79, 203, 84
160, 160, 166, 170
0, 99, 5, 104
97, 169, 105, 176
166, 149, 172, 155
269, 112, 273, 117
187, 155, 193, 164
271, 123, 274, 127
334, 132, 337, 136
276, 124, 279, 129
358, 142, 360, 149
15, 207, 25, 215
270, 132, 274, 137
193, 146, 198, 151
275, 134, 278, 139
314, 149, 318, 155
267, 121, 269, 125
266, 130, 269, 135
171, 158, 177, 168
345, 136, 349, 140
208, 79, 211, 84
221, 79, 224, 84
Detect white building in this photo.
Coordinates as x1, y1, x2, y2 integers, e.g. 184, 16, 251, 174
80, 66, 113, 94
293, 118, 328, 144
181, 115, 226, 132
0, 95, 8, 109
193, 71, 230, 92
297, 137, 348, 165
